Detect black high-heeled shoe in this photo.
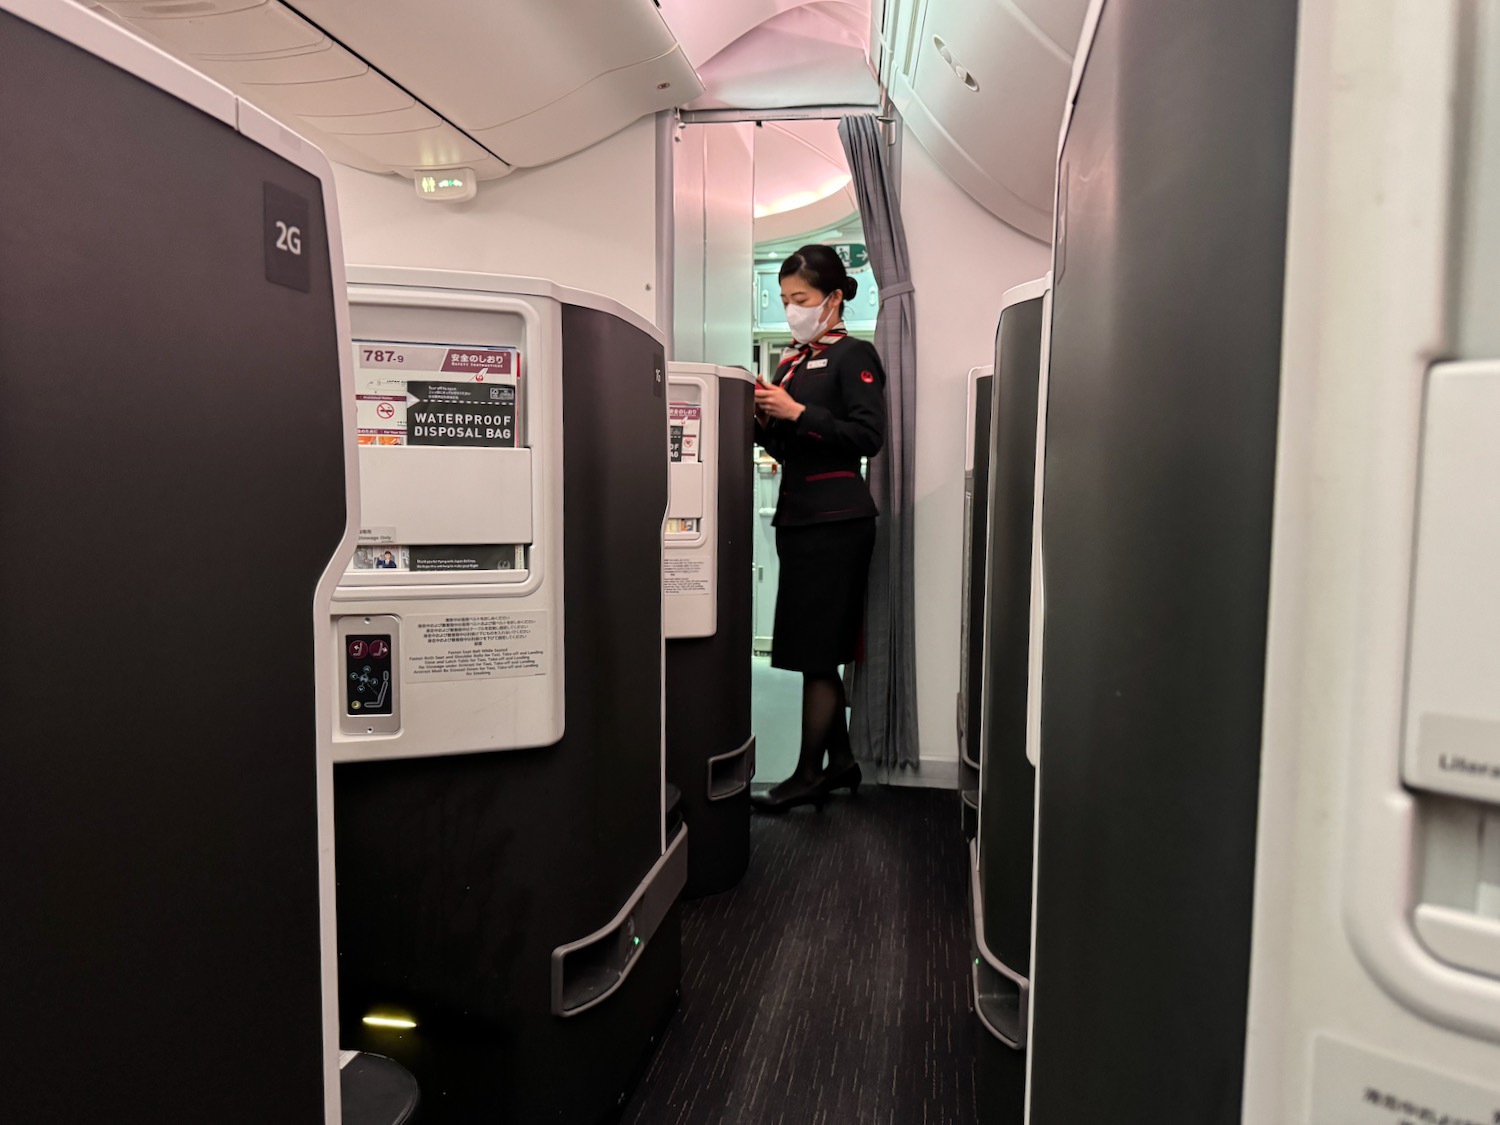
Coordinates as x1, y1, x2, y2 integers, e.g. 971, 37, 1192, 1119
750, 774, 828, 814
821, 761, 862, 795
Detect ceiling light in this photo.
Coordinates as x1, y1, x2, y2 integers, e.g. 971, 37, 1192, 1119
754, 174, 852, 219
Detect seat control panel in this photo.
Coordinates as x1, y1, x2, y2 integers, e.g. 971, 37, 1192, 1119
338, 614, 402, 736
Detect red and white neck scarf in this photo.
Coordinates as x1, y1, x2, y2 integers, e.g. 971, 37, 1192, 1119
777, 323, 847, 385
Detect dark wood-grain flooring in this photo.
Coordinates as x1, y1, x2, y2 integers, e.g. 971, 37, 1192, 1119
621, 786, 977, 1125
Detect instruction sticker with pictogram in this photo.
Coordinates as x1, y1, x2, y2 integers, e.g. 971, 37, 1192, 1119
405, 612, 549, 683
669, 402, 702, 463
353, 341, 520, 446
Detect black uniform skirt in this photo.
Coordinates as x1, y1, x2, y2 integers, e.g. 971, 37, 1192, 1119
771, 517, 877, 672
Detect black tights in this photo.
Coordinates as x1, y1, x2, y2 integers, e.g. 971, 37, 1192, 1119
790, 670, 854, 783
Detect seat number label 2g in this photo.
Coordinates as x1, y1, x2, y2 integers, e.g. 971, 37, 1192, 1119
274, 221, 302, 256
263, 182, 312, 293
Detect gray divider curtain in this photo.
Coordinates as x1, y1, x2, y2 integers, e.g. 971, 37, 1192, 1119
839, 113, 919, 772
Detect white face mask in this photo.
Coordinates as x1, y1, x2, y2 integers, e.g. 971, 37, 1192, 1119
785, 294, 832, 345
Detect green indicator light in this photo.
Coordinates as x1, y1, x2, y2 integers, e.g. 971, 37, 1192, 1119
414, 168, 476, 202
633, 937, 641, 947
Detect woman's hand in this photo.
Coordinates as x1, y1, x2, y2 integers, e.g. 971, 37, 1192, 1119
755, 382, 806, 423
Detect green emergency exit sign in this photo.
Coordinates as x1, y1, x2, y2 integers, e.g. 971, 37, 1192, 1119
834, 243, 869, 270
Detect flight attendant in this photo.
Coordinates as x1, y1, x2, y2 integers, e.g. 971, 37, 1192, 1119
751, 244, 887, 813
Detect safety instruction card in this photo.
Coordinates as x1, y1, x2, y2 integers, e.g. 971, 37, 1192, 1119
355, 342, 520, 448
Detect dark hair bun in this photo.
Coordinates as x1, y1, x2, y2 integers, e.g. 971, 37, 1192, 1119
779, 243, 857, 304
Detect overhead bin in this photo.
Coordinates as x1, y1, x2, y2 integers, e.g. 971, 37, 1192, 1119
910, 1, 1067, 229
87, 0, 701, 182
874, 0, 1090, 240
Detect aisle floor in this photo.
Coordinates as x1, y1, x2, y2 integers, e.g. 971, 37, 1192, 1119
621, 786, 978, 1125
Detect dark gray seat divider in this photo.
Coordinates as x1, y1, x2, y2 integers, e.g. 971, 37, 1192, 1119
1029, 1, 1297, 1120
978, 295, 1045, 987
335, 301, 678, 1125
958, 371, 995, 841
959, 371, 996, 773
973, 289, 1046, 1125
1, 9, 347, 1121
665, 373, 755, 898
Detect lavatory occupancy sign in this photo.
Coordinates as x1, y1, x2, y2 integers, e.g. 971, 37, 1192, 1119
355, 342, 518, 447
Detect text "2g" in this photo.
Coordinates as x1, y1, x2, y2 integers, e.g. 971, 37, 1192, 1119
274, 220, 303, 256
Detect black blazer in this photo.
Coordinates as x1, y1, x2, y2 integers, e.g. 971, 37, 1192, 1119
755, 334, 887, 527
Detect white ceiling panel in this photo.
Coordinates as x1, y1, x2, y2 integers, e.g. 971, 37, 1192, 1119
94, 0, 698, 176
692, 8, 878, 109
291, 0, 687, 131
203, 40, 364, 84
657, 0, 871, 69
100, 0, 261, 16
344, 123, 493, 168
470, 45, 695, 167
660, 0, 807, 67
244, 68, 415, 118
658, 0, 877, 109
753, 119, 858, 242
755, 191, 858, 244
756, 118, 846, 190
301, 130, 396, 175
302, 104, 439, 136
110, 0, 321, 55
391, 154, 511, 182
